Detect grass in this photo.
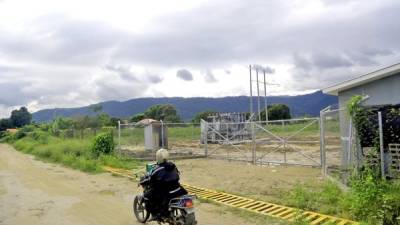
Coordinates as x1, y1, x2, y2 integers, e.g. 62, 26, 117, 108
282, 181, 347, 217
11, 135, 142, 173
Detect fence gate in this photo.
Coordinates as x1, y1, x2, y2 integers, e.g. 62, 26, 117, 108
254, 118, 321, 166
202, 118, 321, 166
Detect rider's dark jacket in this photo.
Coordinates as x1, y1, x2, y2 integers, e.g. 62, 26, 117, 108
144, 161, 187, 214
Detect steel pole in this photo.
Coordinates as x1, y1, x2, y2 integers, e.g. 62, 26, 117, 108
249, 65, 253, 119
249, 65, 256, 164
256, 68, 261, 122
378, 112, 385, 179
205, 122, 208, 157
319, 113, 326, 176
118, 120, 121, 155
161, 120, 164, 148
263, 69, 268, 123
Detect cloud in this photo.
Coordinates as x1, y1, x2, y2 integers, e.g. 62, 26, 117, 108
0, 0, 400, 117
147, 74, 163, 84
176, 69, 193, 81
204, 69, 217, 83
0, 81, 34, 106
104, 64, 138, 81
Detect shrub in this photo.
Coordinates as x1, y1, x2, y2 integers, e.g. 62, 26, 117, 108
91, 132, 114, 156
14, 129, 27, 139
28, 130, 49, 144
344, 170, 400, 224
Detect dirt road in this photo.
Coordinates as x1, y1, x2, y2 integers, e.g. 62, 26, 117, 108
0, 144, 265, 225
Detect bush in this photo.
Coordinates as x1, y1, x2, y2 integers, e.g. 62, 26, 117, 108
91, 132, 114, 156
344, 170, 400, 224
0, 131, 7, 140
14, 129, 27, 139
28, 130, 49, 144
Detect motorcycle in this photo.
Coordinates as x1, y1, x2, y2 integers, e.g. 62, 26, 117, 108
133, 166, 197, 225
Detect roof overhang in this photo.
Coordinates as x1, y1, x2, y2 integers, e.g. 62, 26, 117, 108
323, 63, 400, 96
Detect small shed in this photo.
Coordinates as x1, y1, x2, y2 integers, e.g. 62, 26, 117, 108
137, 119, 168, 151
323, 62, 400, 168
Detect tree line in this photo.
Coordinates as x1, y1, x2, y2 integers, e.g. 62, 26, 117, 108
130, 103, 291, 123
1, 103, 291, 132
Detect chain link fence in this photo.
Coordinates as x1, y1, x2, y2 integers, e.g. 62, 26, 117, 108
320, 106, 349, 181
320, 103, 400, 182
117, 121, 205, 160
202, 118, 322, 166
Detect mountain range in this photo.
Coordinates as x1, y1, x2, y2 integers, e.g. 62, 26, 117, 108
32, 91, 337, 122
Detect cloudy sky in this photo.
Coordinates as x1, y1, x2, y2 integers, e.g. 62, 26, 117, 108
0, 0, 399, 118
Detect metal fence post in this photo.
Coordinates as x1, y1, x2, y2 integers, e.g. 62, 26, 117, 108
378, 111, 385, 179
347, 118, 353, 166
251, 120, 256, 164
320, 111, 326, 176
161, 120, 164, 148
205, 122, 208, 157
118, 120, 121, 156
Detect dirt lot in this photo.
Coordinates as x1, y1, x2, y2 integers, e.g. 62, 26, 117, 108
176, 159, 325, 203
0, 144, 284, 225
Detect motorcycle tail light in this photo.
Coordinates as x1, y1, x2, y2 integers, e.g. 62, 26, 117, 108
184, 199, 194, 208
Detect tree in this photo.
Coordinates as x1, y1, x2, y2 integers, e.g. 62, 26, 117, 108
109, 117, 120, 128
191, 110, 217, 123
260, 104, 291, 121
0, 119, 12, 131
52, 117, 73, 130
10, 107, 32, 127
144, 104, 182, 123
96, 113, 112, 127
130, 113, 145, 123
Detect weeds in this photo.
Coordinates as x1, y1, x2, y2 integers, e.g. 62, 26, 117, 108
284, 181, 344, 216
7, 134, 141, 173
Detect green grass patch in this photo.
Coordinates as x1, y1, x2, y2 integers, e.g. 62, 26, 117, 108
283, 181, 346, 217
10, 135, 142, 173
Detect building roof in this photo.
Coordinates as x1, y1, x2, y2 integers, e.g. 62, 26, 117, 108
6, 128, 18, 133
136, 118, 160, 126
323, 62, 400, 96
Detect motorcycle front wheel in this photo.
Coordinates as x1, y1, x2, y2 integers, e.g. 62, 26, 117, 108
133, 195, 150, 223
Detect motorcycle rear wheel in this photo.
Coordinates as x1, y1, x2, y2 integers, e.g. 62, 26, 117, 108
133, 195, 150, 223
172, 209, 197, 225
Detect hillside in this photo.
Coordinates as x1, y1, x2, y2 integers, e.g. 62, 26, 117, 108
32, 91, 337, 122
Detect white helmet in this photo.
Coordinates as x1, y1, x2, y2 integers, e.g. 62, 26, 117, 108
156, 148, 169, 163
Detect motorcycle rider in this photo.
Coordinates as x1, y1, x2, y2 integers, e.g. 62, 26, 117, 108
144, 148, 188, 221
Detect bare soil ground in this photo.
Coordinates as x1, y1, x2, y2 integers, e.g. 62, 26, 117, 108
0, 144, 282, 225
176, 159, 325, 203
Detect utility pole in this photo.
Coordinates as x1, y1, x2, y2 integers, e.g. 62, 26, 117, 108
256, 67, 261, 122
263, 69, 268, 123
249, 65, 256, 164
249, 65, 253, 119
